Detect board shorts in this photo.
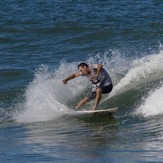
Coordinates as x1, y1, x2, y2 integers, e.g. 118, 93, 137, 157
87, 83, 113, 100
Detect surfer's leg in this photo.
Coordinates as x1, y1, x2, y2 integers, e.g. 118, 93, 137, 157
75, 97, 89, 110
92, 87, 102, 110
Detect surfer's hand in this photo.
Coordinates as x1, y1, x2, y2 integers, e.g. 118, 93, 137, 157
94, 74, 100, 80
90, 74, 99, 80
63, 79, 67, 84
92, 75, 100, 82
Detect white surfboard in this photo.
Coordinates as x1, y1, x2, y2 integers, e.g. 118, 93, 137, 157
76, 107, 118, 116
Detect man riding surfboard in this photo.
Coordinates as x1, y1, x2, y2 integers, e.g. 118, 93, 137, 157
63, 62, 113, 110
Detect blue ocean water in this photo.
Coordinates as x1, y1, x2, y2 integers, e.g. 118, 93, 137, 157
0, 0, 163, 162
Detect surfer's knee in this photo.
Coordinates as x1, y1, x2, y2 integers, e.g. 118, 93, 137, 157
96, 88, 102, 95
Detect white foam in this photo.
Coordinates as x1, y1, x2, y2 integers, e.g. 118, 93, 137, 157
14, 48, 163, 122
15, 64, 88, 123
136, 84, 163, 117
103, 49, 163, 102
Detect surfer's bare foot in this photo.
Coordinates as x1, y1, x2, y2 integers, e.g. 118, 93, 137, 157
75, 106, 81, 110
74, 105, 79, 110
92, 106, 97, 110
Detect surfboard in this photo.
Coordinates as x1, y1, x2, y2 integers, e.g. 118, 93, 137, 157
76, 107, 118, 116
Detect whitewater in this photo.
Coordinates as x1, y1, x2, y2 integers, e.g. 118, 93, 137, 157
14, 48, 163, 123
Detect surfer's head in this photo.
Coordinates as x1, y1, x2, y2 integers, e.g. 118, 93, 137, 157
78, 62, 89, 75
78, 62, 88, 69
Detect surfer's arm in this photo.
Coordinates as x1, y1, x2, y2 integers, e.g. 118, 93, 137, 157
93, 64, 103, 79
96, 64, 103, 77
63, 72, 81, 84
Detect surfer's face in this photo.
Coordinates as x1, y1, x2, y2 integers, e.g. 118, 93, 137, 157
78, 66, 88, 75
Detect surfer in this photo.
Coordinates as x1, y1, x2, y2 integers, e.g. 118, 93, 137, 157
63, 62, 113, 110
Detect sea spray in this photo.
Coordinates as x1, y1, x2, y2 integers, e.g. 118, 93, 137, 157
136, 84, 163, 117
14, 49, 163, 122
102, 49, 163, 103
14, 64, 88, 123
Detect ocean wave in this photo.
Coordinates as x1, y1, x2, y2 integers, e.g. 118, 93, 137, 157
136, 84, 163, 117
12, 47, 163, 123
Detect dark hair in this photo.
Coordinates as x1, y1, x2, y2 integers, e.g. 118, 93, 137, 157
78, 62, 88, 69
